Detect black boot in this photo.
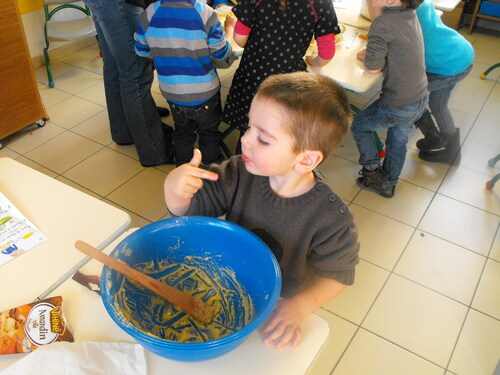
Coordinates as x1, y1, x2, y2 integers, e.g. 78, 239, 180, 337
419, 129, 461, 166
356, 167, 395, 198
414, 110, 447, 151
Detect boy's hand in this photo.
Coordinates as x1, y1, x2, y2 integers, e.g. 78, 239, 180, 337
164, 149, 219, 215
260, 298, 308, 349
356, 49, 366, 63
225, 13, 237, 28
306, 50, 331, 69
305, 50, 319, 66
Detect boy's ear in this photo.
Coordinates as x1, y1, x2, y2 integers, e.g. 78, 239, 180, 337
295, 150, 323, 174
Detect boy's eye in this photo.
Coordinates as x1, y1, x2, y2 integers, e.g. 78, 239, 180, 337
257, 137, 269, 145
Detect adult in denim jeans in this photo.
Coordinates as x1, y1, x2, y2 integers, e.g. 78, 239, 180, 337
352, 0, 428, 198
82, 0, 174, 166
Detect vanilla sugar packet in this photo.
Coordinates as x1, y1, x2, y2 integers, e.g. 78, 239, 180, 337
0, 296, 74, 355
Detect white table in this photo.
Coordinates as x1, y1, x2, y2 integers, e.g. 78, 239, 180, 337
0, 229, 331, 374
0, 157, 130, 311
432, 0, 462, 12
309, 25, 381, 93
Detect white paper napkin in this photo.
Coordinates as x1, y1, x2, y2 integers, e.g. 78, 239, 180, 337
0, 342, 147, 375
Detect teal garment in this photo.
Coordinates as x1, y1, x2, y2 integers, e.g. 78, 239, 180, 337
416, 0, 474, 76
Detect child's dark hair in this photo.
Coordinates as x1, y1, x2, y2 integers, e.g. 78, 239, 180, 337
255, 72, 352, 161
401, 0, 424, 9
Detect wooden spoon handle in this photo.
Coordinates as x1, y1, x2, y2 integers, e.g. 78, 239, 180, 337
75, 240, 215, 324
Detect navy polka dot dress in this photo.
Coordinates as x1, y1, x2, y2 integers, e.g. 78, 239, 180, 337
222, 0, 339, 130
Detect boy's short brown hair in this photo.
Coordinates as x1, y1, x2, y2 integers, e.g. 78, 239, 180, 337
255, 72, 352, 161
401, 0, 424, 9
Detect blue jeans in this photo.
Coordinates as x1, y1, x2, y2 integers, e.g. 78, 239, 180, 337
351, 96, 428, 185
168, 94, 223, 166
426, 65, 472, 135
82, 0, 173, 165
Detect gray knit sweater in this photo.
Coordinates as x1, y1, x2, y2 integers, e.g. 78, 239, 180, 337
365, 6, 428, 106
185, 156, 360, 297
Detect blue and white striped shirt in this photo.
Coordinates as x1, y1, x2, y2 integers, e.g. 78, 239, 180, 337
135, 0, 231, 106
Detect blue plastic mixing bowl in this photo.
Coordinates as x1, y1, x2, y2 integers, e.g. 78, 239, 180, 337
100, 217, 282, 361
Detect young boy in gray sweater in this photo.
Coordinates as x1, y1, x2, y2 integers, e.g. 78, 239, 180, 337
164, 72, 360, 349
352, 0, 428, 198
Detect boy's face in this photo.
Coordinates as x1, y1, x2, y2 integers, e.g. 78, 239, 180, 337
371, 0, 390, 8
241, 96, 301, 177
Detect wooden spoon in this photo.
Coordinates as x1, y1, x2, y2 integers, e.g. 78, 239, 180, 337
75, 240, 216, 325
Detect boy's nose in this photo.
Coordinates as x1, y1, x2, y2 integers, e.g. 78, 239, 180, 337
241, 129, 250, 147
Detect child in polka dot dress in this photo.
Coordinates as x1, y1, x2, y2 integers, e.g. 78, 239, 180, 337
222, 0, 341, 153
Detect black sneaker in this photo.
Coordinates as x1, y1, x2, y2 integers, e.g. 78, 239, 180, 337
356, 167, 395, 198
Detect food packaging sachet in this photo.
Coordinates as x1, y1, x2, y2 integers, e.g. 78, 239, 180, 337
0, 296, 74, 355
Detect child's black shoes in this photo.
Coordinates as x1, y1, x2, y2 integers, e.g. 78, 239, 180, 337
416, 131, 448, 151
418, 129, 461, 166
356, 167, 395, 198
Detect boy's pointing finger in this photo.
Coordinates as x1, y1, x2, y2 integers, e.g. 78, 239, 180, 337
191, 168, 219, 182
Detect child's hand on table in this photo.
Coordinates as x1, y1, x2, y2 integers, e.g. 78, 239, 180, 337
261, 278, 347, 349
356, 49, 382, 74
305, 50, 331, 69
164, 149, 219, 215
305, 50, 319, 67
356, 48, 366, 63
260, 297, 309, 349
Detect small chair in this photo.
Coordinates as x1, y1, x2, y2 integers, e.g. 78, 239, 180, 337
480, 63, 498, 189
43, 0, 97, 88
486, 154, 499, 190
480, 63, 500, 80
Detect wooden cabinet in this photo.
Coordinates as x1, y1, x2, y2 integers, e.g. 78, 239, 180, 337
0, 0, 48, 148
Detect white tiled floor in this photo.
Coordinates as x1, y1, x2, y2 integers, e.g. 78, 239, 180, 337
1, 25, 499, 375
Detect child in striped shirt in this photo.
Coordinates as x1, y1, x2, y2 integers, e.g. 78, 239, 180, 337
134, 0, 234, 166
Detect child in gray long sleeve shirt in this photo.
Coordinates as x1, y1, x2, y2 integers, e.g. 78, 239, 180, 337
351, 0, 428, 198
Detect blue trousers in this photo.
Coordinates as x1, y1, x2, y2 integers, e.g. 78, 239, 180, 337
83, 0, 173, 165
426, 65, 472, 135
352, 96, 428, 185
168, 94, 223, 166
